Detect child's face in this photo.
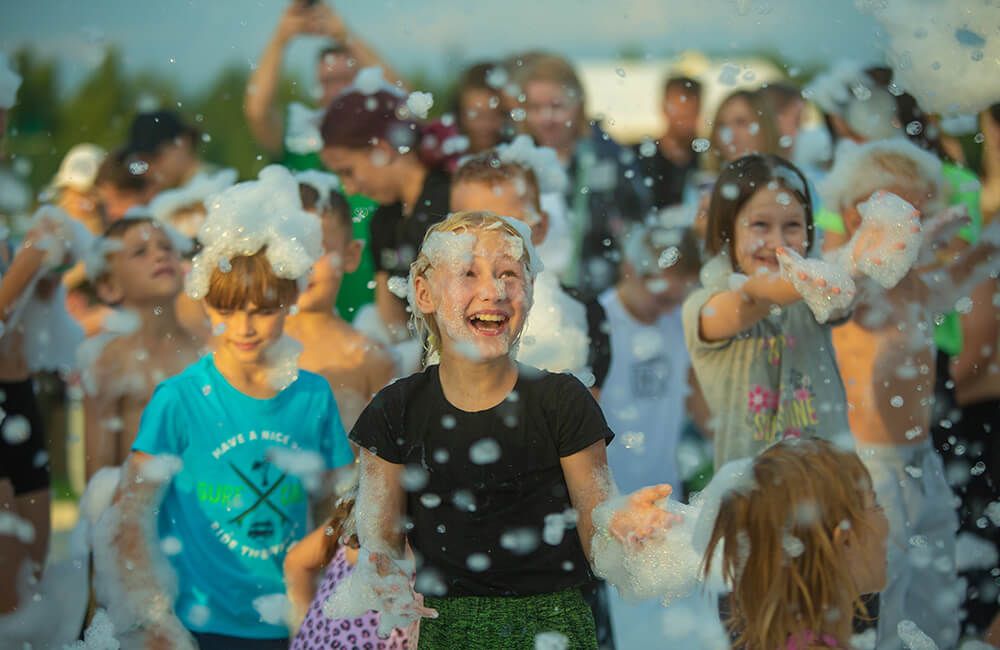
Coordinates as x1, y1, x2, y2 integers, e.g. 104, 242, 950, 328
415, 229, 531, 361
321, 145, 399, 204
450, 179, 546, 245
104, 224, 183, 304
459, 88, 504, 153
732, 186, 808, 274
297, 214, 360, 312
628, 262, 698, 316
206, 302, 287, 366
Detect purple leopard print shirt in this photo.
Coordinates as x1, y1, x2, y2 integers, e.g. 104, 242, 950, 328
291, 547, 411, 650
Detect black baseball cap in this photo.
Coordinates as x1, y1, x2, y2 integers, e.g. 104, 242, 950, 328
126, 110, 199, 154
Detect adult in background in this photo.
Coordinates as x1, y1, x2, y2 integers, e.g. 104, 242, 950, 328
635, 76, 702, 210
124, 110, 207, 191
452, 62, 506, 155
511, 53, 652, 301
244, 0, 404, 167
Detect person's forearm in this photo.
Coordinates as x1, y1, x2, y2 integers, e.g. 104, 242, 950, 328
0, 246, 45, 322
245, 31, 289, 155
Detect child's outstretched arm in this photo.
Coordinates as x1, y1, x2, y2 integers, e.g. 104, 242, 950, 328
560, 440, 614, 561
94, 452, 196, 649
698, 272, 804, 342
284, 524, 329, 633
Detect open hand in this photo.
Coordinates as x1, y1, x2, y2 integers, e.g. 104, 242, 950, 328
609, 484, 681, 550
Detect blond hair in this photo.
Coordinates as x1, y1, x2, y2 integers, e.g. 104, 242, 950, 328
409, 210, 537, 359
702, 439, 875, 650
706, 90, 782, 173
820, 139, 945, 213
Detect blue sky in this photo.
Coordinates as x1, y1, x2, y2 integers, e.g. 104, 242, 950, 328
2, 0, 884, 95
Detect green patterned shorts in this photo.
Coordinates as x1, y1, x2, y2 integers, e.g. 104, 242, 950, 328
420, 588, 598, 649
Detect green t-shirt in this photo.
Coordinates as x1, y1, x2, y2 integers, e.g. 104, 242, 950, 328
815, 162, 983, 356
280, 149, 377, 323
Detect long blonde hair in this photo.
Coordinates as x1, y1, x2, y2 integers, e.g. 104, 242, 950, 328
408, 210, 537, 360
702, 439, 874, 649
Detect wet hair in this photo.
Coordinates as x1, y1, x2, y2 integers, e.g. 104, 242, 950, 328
298, 183, 353, 235
409, 210, 535, 359
703, 438, 876, 650
204, 248, 299, 311
707, 90, 782, 171
664, 76, 702, 99
95, 148, 153, 194
704, 154, 814, 262
320, 90, 418, 152
452, 150, 543, 213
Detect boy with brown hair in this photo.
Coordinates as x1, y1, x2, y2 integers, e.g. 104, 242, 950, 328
81, 216, 203, 480
285, 173, 395, 430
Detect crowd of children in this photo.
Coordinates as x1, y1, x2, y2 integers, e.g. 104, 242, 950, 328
1, 4, 1000, 648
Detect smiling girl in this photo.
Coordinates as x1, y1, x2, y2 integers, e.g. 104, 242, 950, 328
682, 154, 853, 467
338, 210, 624, 648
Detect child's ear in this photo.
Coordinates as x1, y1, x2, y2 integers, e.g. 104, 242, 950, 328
832, 523, 854, 552
532, 209, 550, 247
95, 276, 124, 306
412, 274, 436, 315
344, 239, 363, 274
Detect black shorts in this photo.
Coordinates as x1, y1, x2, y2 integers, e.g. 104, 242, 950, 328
0, 379, 51, 495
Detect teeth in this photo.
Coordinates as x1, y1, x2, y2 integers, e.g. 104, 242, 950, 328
473, 314, 505, 322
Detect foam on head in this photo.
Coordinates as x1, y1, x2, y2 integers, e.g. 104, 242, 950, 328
819, 139, 944, 214
148, 169, 238, 229
408, 211, 542, 358
185, 165, 322, 301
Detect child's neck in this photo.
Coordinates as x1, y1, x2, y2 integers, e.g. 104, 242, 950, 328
213, 349, 278, 399
122, 299, 186, 339
438, 350, 518, 412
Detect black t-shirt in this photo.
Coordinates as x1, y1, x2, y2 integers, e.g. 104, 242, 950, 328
368, 167, 451, 279
634, 142, 698, 210
350, 364, 614, 598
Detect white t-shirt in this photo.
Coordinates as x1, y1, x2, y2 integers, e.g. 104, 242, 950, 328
599, 288, 690, 493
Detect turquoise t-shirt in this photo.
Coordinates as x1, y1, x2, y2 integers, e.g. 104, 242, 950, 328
132, 355, 353, 639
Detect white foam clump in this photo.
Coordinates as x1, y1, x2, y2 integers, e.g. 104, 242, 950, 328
1, 414, 31, 445
777, 247, 856, 323
591, 494, 704, 603
0, 51, 21, 109
252, 593, 291, 626
0, 510, 35, 543
802, 61, 900, 140
268, 447, 325, 492
148, 168, 238, 224
534, 632, 569, 650
186, 165, 323, 300
405, 91, 434, 119
64, 609, 120, 650
295, 169, 341, 211
469, 437, 501, 464
28, 204, 96, 271
849, 191, 923, 289
349, 66, 402, 97
858, 0, 1000, 115
324, 549, 420, 637
496, 215, 544, 280
262, 335, 303, 391
495, 135, 569, 195
896, 619, 938, 650
955, 531, 999, 572
285, 101, 324, 154
517, 271, 591, 383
